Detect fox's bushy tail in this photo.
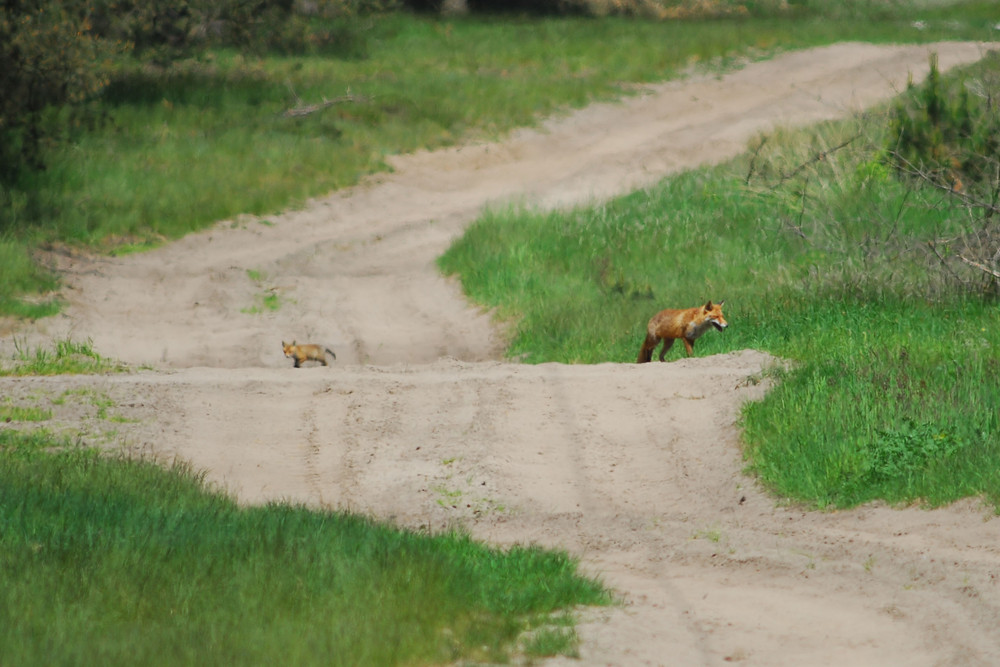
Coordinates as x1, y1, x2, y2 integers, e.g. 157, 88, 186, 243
636, 333, 657, 363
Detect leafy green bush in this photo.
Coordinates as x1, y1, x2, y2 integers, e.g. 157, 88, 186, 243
885, 51, 1000, 297
0, 1, 120, 180
864, 420, 968, 483
87, 0, 393, 59
888, 51, 1000, 193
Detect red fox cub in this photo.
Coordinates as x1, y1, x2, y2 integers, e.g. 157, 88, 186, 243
636, 300, 728, 363
282, 341, 336, 368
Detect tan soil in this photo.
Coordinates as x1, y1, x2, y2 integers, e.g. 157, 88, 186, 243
4, 42, 1000, 666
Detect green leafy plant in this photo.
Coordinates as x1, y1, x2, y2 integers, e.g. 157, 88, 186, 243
864, 420, 968, 482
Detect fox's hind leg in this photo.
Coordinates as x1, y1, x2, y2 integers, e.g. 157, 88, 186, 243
657, 338, 675, 361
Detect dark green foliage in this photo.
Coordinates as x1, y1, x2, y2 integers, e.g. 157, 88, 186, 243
0, 1, 121, 180
865, 420, 968, 483
888, 51, 1000, 193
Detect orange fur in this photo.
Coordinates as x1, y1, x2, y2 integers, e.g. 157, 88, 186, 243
282, 341, 336, 368
636, 300, 728, 363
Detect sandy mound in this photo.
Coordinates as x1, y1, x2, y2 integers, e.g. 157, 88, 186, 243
5, 42, 1000, 665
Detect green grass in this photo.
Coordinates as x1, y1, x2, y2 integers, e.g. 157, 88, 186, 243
439, 53, 1000, 510
0, 404, 51, 422
1, 338, 128, 376
3, 3, 998, 312
0, 432, 613, 665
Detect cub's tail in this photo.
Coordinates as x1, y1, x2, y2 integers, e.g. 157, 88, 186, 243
636, 333, 657, 364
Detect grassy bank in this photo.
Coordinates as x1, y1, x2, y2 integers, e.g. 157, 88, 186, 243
0, 429, 612, 665
3, 3, 999, 316
439, 53, 1000, 509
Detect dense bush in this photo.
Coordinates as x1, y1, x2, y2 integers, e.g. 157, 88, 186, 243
889, 52, 1000, 193
887, 51, 1000, 296
87, 0, 391, 60
403, 0, 789, 18
0, 1, 121, 180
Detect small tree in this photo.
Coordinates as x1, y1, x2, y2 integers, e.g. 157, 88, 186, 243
0, 1, 120, 181
888, 52, 1000, 296
889, 52, 1000, 196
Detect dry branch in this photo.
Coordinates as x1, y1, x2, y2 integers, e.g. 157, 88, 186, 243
773, 134, 859, 188
282, 93, 367, 118
888, 151, 1000, 215
959, 254, 1000, 279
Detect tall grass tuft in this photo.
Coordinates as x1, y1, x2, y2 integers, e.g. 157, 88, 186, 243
1, 338, 128, 376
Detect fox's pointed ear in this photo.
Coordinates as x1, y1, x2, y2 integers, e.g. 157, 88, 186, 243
717, 300, 725, 306
704, 300, 713, 310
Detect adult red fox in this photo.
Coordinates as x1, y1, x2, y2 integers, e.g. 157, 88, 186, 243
282, 341, 336, 368
636, 300, 727, 363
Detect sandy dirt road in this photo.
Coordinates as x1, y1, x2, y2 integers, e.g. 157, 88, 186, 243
4, 41, 1000, 666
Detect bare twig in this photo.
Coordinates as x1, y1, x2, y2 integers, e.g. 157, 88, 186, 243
773, 134, 859, 188
882, 186, 911, 244
282, 93, 367, 118
959, 254, 1000, 279
889, 151, 1000, 216
926, 239, 968, 285
282, 81, 367, 118
744, 136, 767, 186
789, 176, 810, 241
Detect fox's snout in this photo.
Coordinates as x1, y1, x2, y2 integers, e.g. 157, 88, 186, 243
712, 319, 728, 332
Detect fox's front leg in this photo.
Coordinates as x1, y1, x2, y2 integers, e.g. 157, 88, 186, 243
658, 338, 675, 361
682, 338, 695, 356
